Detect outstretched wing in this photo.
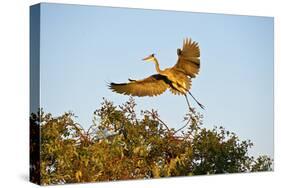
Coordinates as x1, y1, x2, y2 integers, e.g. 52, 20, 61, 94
109, 74, 170, 97
173, 38, 200, 78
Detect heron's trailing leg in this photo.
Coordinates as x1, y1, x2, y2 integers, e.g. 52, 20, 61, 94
184, 94, 192, 110
188, 91, 205, 109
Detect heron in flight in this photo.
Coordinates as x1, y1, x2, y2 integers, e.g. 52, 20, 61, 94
109, 38, 204, 110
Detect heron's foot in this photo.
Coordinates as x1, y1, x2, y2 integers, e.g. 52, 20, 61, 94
197, 102, 205, 110
188, 107, 195, 113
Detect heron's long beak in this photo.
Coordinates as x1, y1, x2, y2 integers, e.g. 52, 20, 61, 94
142, 56, 151, 61
142, 54, 154, 62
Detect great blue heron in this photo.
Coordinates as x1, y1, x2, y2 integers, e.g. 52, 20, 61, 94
109, 38, 204, 110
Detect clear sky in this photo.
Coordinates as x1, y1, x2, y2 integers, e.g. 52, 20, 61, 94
39, 3, 274, 158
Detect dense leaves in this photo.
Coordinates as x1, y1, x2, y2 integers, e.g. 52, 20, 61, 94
30, 98, 273, 185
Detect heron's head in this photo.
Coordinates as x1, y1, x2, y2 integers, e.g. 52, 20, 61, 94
142, 53, 156, 62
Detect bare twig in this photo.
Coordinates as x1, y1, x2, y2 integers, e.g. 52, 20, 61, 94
175, 118, 191, 134
146, 110, 170, 131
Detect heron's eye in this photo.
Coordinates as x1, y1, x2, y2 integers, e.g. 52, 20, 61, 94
151, 54, 155, 57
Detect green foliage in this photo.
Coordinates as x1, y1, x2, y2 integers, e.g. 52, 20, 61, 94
31, 98, 273, 185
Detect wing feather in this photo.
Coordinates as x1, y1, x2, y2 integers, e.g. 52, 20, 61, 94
173, 38, 200, 78
109, 74, 169, 97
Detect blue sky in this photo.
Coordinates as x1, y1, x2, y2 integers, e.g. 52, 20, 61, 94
39, 3, 274, 157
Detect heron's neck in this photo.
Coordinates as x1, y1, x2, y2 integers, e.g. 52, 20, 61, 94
153, 58, 162, 74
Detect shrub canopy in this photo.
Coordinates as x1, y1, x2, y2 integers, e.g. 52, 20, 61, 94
30, 98, 273, 185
